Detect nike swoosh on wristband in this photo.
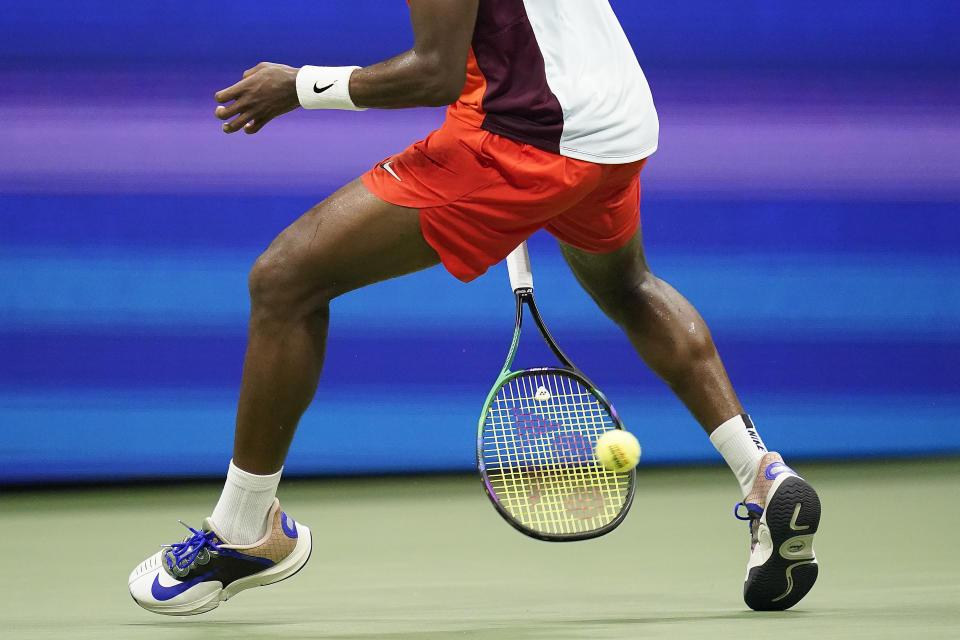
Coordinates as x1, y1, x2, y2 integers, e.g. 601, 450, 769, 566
314, 82, 335, 94
150, 570, 219, 601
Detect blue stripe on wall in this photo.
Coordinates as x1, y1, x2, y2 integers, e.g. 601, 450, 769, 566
3, 1, 957, 70
2, 330, 958, 396
2, 389, 957, 483
5, 196, 960, 255
3, 247, 957, 337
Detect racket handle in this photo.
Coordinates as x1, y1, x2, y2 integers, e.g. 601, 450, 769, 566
506, 242, 534, 292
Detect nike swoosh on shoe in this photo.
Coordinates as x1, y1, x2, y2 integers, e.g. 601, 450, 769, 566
150, 570, 220, 601
764, 462, 795, 480
281, 511, 298, 539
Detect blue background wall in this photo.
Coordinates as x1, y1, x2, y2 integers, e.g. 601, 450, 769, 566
2, 1, 958, 483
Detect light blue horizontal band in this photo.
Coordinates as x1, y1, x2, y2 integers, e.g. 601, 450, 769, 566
1, 249, 957, 338
1, 389, 957, 482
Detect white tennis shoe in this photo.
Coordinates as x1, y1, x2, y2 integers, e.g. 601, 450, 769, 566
735, 452, 820, 611
128, 499, 312, 615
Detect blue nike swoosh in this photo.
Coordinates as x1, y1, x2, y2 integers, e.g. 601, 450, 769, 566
150, 570, 219, 601
765, 462, 794, 480
281, 511, 298, 539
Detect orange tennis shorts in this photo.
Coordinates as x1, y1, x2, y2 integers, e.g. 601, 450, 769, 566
361, 115, 647, 282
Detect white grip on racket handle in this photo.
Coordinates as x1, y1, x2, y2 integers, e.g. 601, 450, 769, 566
506, 242, 533, 292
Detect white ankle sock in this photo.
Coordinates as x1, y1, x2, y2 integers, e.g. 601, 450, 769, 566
709, 414, 767, 498
210, 460, 282, 545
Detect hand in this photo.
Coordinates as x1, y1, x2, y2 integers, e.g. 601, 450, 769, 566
214, 62, 300, 134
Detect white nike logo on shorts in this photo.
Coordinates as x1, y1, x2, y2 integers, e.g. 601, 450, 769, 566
380, 161, 402, 182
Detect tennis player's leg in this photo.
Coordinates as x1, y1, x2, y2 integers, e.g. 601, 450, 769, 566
559, 230, 820, 611
233, 178, 439, 476
129, 178, 440, 615
558, 230, 740, 431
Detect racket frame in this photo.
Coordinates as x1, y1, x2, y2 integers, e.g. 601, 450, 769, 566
477, 247, 636, 542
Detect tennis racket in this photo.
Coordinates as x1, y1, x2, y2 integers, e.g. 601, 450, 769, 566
477, 241, 636, 541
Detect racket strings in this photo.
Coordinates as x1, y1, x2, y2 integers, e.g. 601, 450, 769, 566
482, 372, 631, 536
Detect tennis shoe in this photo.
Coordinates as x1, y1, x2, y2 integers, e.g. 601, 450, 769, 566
736, 452, 820, 611
128, 499, 311, 615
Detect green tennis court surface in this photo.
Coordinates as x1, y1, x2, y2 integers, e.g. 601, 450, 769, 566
2, 459, 957, 639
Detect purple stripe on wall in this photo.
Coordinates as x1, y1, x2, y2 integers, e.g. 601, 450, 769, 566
2, 71, 959, 200
471, 0, 564, 152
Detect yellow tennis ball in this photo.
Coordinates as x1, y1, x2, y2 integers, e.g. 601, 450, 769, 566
595, 429, 641, 472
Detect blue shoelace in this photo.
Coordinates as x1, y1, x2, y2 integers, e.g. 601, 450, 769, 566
164, 522, 221, 576
734, 501, 763, 521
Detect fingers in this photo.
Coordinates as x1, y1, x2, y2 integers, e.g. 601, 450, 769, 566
242, 117, 270, 135
221, 112, 253, 134
223, 113, 273, 135
214, 78, 245, 104
214, 102, 241, 121
214, 76, 253, 132
215, 63, 284, 134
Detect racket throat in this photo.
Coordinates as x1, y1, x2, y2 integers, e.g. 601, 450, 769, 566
522, 293, 577, 370
495, 293, 528, 376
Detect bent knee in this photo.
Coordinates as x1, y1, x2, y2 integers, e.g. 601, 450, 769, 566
248, 243, 331, 313
249, 249, 290, 308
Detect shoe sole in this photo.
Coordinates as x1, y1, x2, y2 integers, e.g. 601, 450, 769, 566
744, 476, 820, 611
132, 525, 313, 616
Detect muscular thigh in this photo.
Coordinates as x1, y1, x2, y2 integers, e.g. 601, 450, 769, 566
255, 178, 441, 301
558, 228, 651, 319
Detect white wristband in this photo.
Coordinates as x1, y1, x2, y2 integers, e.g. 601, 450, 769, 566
296, 65, 366, 111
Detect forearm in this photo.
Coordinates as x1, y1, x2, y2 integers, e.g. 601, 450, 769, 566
216, 0, 476, 133
348, 50, 464, 109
